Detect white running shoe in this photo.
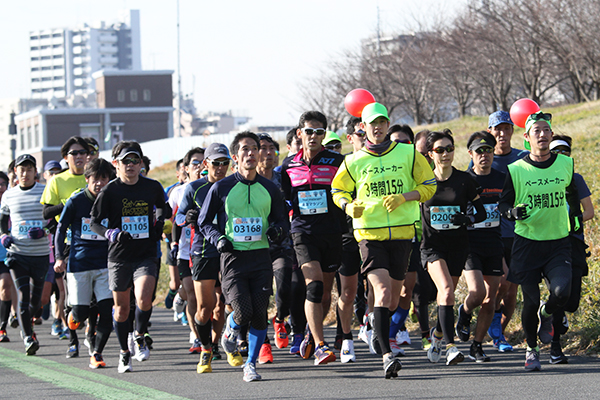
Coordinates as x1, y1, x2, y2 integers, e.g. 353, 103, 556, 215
340, 339, 356, 363
127, 332, 135, 355
427, 328, 442, 363
243, 362, 261, 382
358, 324, 369, 344
118, 351, 133, 373
221, 314, 240, 354
133, 335, 150, 362
389, 339, 405, 357
446, 345, 465, 365
396, 329, 411, 345
174, 295, 186, 315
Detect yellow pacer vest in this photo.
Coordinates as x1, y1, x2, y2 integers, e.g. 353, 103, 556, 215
344, 142, 419, 235
508, 154, 573, 241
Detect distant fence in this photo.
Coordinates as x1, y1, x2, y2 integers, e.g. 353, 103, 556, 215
99, 130, 289, 167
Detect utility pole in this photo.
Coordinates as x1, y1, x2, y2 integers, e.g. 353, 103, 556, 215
9, 111, 17, 161
176, 0, 182, 137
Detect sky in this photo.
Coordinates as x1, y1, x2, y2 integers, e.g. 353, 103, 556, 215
1, 0, 466, 126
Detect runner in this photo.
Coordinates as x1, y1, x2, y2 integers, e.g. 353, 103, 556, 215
54, 158, 116, 368
0, 171, 14, 343
281, 111, 345, 366
332, 102, 436, 377
197, 132, 287, 382
0, 154, 50, 355
420, 129, 486, 366
90, 141, 167, 373
498, 111, 577, 371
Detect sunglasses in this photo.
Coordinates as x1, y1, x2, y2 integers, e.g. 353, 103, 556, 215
531, 112, 552, 122
474, 147, 493, 154
190, 159, 203, 167
210, 160, 230, 167
325, 143, 342, 150
432, 145, 455, 154
302, 128, 326, 136
353, 130, 366, 137
89, 150, 98, 156
140, 168, 147, 175
121, 158, 141, 165
551, 149, 571, 155
394, 139, 411, 144
68, 149, 89, 156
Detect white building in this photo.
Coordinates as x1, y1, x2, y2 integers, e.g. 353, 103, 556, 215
29, 10, 141, 99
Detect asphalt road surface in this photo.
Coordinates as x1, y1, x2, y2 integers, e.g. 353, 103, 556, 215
1, 307, 599, 399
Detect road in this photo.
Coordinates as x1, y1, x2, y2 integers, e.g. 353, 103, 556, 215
1, 307, 599, 399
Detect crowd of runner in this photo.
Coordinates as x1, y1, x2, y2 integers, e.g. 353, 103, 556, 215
0, 104, 594, 381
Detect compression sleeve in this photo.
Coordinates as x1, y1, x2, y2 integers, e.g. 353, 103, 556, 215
0, 213, 9, 236
498, 169, 517, 220
90, 189, 109, 238
331, 158, 355, 209
43, 203, 64, 220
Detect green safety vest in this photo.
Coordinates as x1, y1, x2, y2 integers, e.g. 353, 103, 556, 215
508, 155, 573, 241
344, 142, 419, 231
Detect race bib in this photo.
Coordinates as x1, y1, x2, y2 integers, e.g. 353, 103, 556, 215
121, 216, 149, 239
15, 220, 44, 239
81, 218, 108, 241
430, 205, 460, 230
298, 190, 328, 215
183, 226, 192, 241
473, 203, 500, 229
232, 217, 262, 242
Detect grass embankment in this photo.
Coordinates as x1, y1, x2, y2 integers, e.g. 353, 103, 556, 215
150, 103, 600, 354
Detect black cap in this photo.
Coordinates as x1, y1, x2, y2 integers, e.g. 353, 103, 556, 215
205, 143, 230, 160
469, 137, 495, 152
115, 147, 142, 161
15, 154, 37, 167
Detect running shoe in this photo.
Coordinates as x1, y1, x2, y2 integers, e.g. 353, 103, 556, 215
550, 346, 568, 364
67, 311, 80, 331
537, 302, 554, 344
24, 335, 39, 356
455, 304, 472, 342
127, 332, 135, 355
427, 327, 443, 363
50, 319, 62, 336
421, 336, 432, 351
389, 339, 405, 357
525, 347, 541, 371
33, 317, 42, 325
396, 329, 411, 345
243, 362, 261, 382
174, 294, 185, 315
409, 302, 418, 323
181, 313, 189, 326
446, 345, 464, 365
84, 335, 96, 356
173, 310, 180, 322
197, 349, 213, 373
383, 353, 402, 379
89, 353, 106, 369
258, 342, 273, 364
289, 333, 303, 356
144, 333, 153, 350
9, 314, 18, 329
273, 318, 289, 349
66, 344, 79, 358
118, 351, 133, 373
164, 289, 177, 309
226, 350, 244, 367
211, 342, 222, 360
58, 328, 69, 341
314, 343, 336, 365
221, 314, 241, 354
493, 335, 513, 352
0, 330, 9, 342
469, 342, 490, 363
340, 339, 356, 363
238, 340, 249, 357
300, 325, 315, 359
487, 311, 502, 341
189, 338, 202, 354
357, 324, 370, 344
133, 335, 150, 362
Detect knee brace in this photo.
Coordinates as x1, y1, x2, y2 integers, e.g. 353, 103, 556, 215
306, 281, 323, 303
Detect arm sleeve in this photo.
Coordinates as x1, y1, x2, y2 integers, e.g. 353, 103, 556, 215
43, 203, 64, 220
280, 163, 293, 201
412, 152, 437, 203
266, 182, 287, 233
498, 169, 517, 220
197, 185, 225, 247
471, 198, 487, 224
0, 213, 9, 236
331, 159, 355, 209
54, 199, 75, 261
90, 190, 109, 238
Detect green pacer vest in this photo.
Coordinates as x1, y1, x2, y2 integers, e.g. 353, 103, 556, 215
344, 142, 419, 230
508, 154, 573, 241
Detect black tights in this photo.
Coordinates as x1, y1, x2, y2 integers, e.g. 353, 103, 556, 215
10, 268, 44, 338
230, 289, 271, 331
273, 254, 292, 321
72, 298, 113, 354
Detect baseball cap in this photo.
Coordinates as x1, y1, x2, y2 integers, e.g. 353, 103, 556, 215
469, 137, 495, 151
115, 147, 142, 161
44, 160, 62, 171
322, 131, 341, 146
361, 102, 389, 124
15, 154, 36, 167
549, 140, 570, 151
205, 143, 230, 160
488, 111, 513, 128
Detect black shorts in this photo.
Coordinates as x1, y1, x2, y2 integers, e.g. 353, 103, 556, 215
465, 247, 504, 276
339, 249, 361, 277
359, 239, 411, 281
5, 253, 49, 282
220, 249, 273, 304
292, 232, 341, 273
107, 257, 158, 292
177, 258, 192, 279
407, 240, 422, 273
502, 237, 514, 267
508, 235, 571, 285
421, 246, 468, 277
192, 256, 220, 281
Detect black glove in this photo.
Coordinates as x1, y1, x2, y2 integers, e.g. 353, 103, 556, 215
154, 218, 165, 239
170, 244, 179, 260
266, 225, 283, 244
216, 237, 234, 253
450, 212, 472, 227
185, 209, 199, 225
45, 219, 58, 235
118, 230, 132, 243
509, 205, 528, 220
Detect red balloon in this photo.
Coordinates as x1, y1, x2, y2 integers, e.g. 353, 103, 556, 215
510, 98, 540, 128
344, 89, 376, 117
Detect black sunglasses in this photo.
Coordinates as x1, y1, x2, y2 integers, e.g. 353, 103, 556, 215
210, 160, 230, 167
121, 158, 141, 165
325, 143, 342, 150
302, 128, 326, 136
68, 149, 89, 156
474, 147, 493, 154
353, 130, 366, 137
432, 145, 455, 154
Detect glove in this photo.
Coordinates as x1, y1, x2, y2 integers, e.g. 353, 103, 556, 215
154, 218, 165, 239
0, 235, 13, 249
344, 201, 365, 218
510, 205, 528, 220
216, 237, 234, 253
185, 209, 199, 225
382, 194, 406, 212
28, 227, 46, 239
266, 225, 283, 244
45, 219, 58, 235
105, 228, 132, 244
170, 244, 179, 260
450, 212, 473, 227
